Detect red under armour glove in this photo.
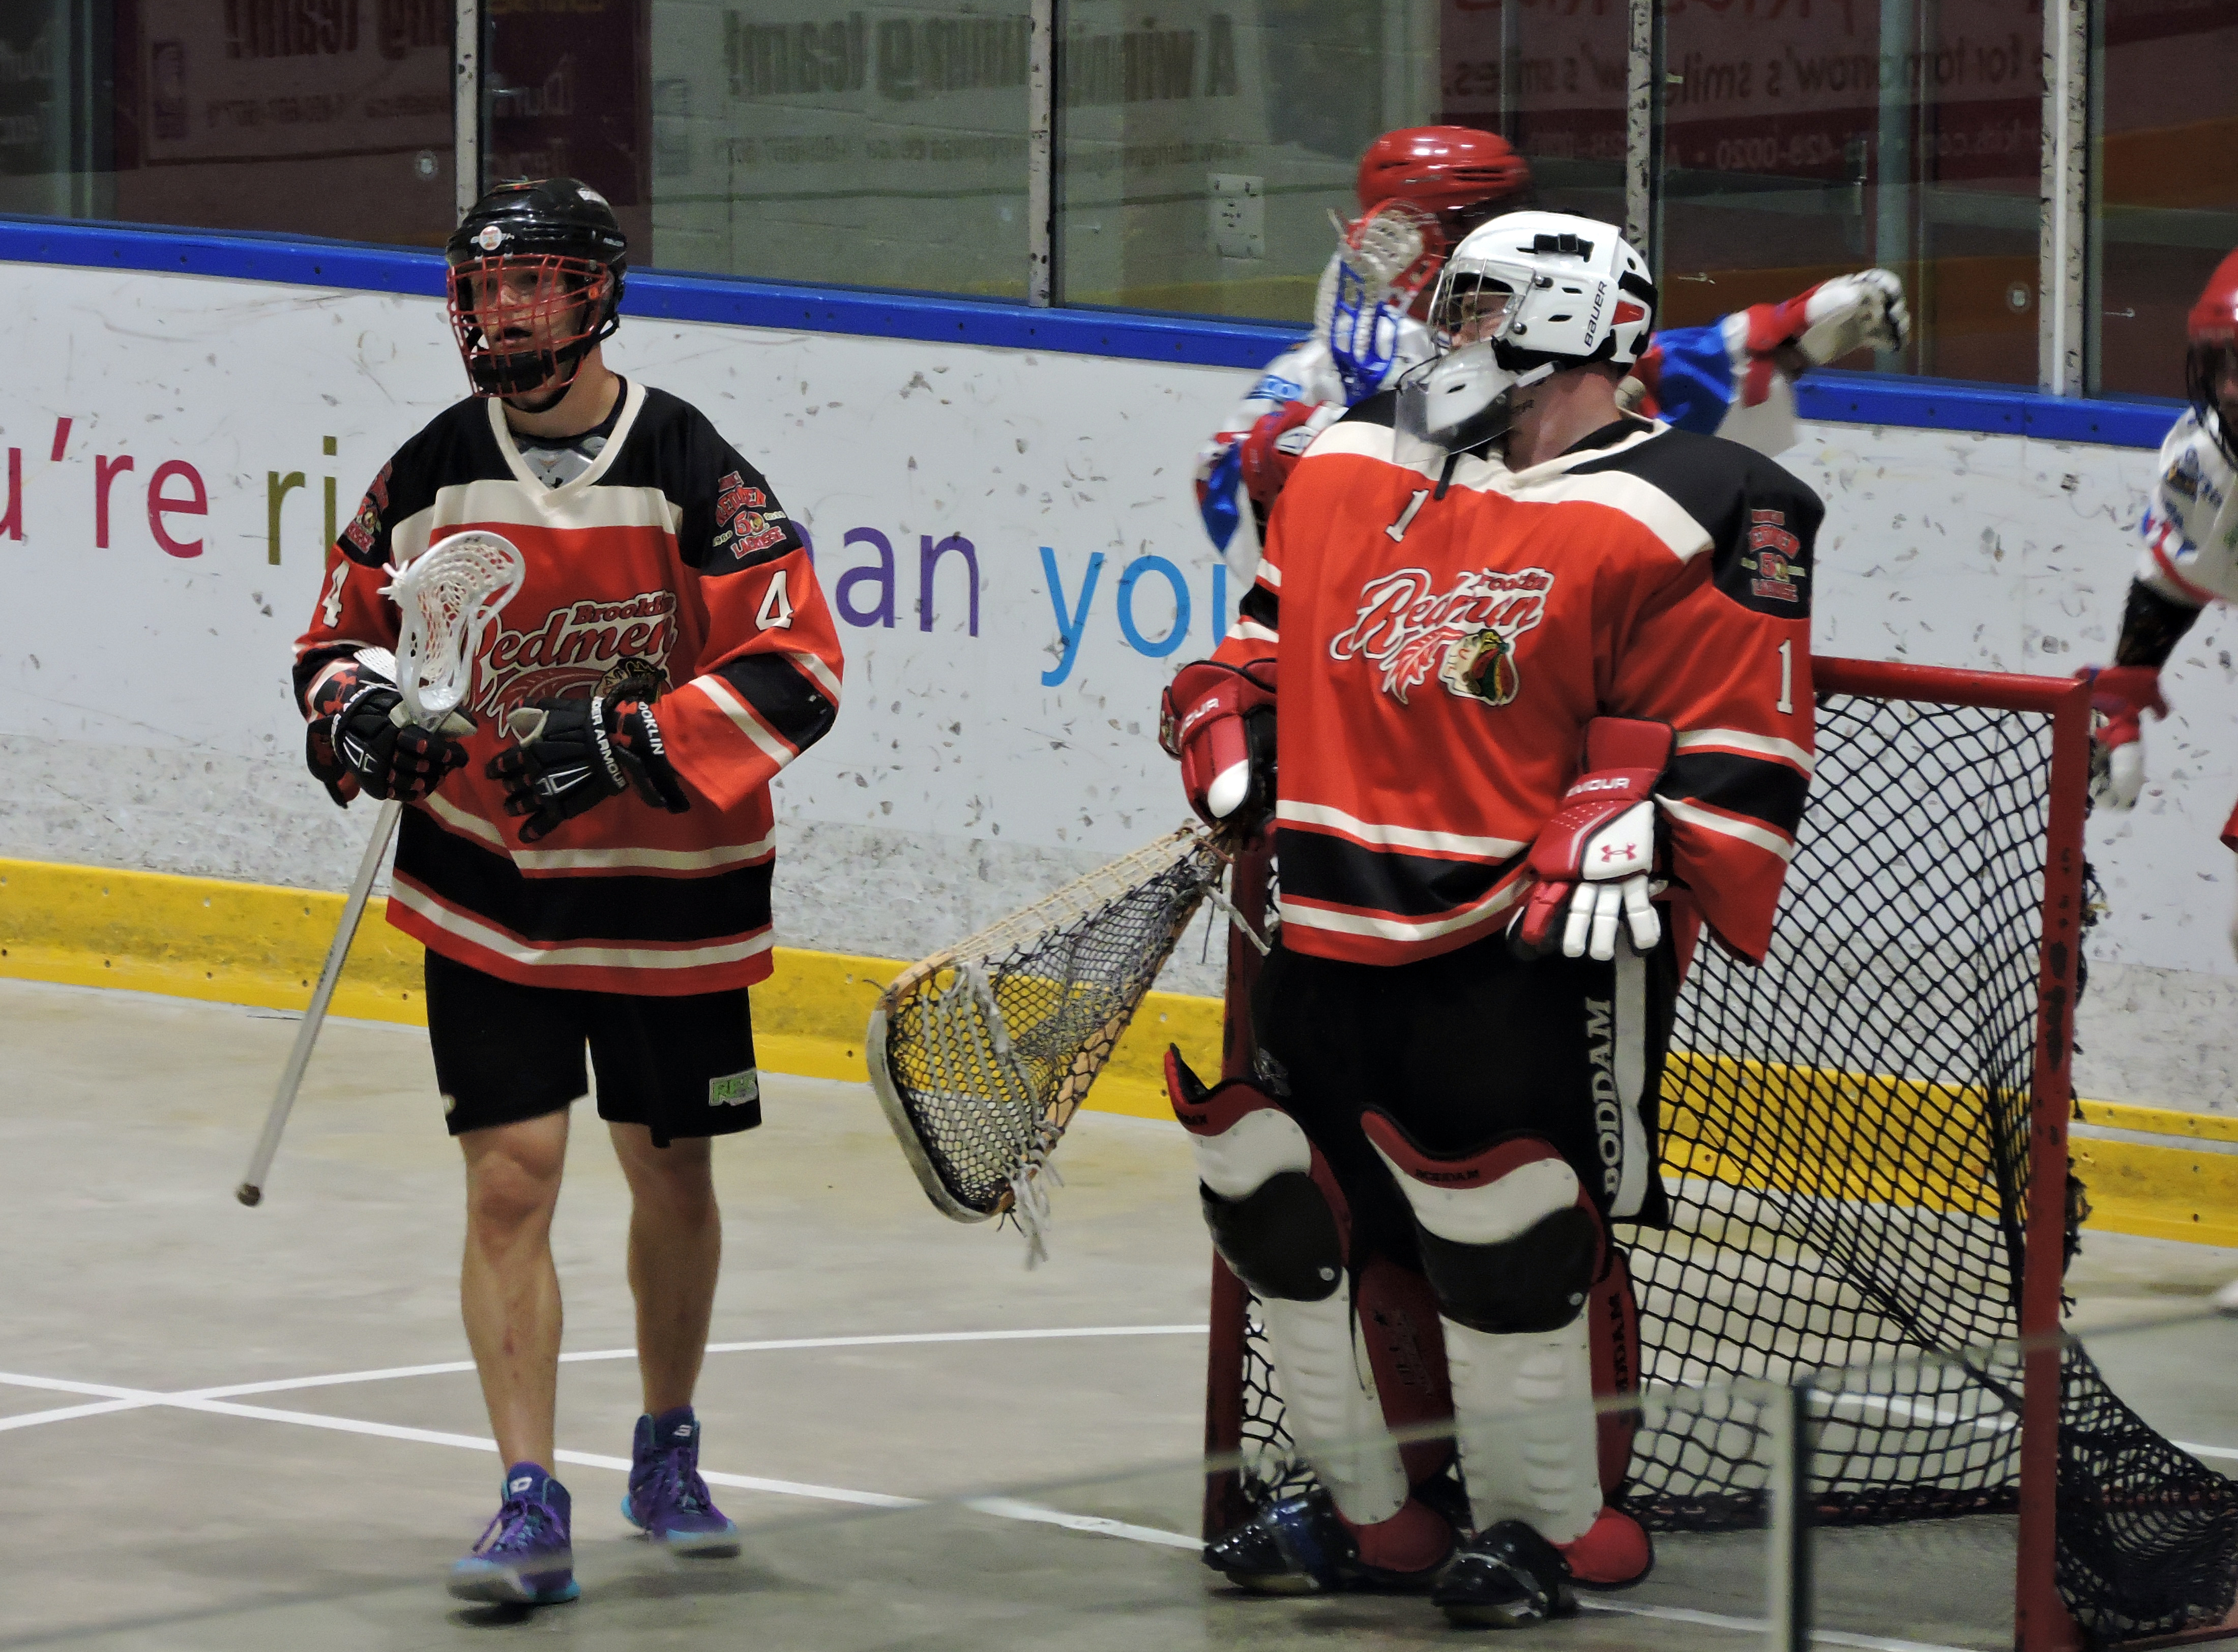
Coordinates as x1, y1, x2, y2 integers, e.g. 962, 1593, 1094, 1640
1512, 717, 1674, 962
1237, 400, 1334, 514
487, 695, 690, 843
1159, 658, 1277, 827
2076, 665, 2167, 811
304, 658, 470, 807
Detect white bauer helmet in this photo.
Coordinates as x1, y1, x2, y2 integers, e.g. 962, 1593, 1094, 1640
1401, 211, 1658, 452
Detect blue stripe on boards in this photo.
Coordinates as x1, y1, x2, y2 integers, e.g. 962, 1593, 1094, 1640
2, 216, 2184, 446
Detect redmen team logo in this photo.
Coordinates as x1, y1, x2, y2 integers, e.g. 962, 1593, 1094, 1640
1327, 566, 1554, 706
476, 589, 679, 714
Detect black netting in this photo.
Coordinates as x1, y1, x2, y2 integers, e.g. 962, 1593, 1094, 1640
1224, 690, 2238, 1644
1626, 691, 2047, 1527
875, 831, 1225, 1219
2060, 1345, 2238, 1641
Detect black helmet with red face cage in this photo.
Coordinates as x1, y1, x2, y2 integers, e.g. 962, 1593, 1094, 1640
444, 178, 628, 399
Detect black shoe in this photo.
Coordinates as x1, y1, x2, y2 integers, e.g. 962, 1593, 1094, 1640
1203, 1488, 1360, 1595
1431, 1520, 1579, 1628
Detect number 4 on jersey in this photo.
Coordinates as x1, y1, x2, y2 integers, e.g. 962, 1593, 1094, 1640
756, 570, 794, 631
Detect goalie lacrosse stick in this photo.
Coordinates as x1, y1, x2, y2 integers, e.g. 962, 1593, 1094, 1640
236, 530, 526, 1206
867, 825, 1232, 1264
1321, 198, 1445, 405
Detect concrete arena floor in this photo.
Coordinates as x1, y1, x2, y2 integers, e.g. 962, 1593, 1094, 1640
3, 978, 2237, 1651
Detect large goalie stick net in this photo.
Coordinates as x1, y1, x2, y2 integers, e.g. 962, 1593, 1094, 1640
868, 825, 1229, 1260
1202, 658, 2238, 1649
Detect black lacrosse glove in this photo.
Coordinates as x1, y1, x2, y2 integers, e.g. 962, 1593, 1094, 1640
486, 694, 690, 843
305, 663, 470, 807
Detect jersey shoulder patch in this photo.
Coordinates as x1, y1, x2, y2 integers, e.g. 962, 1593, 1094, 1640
342, 398, 500, 565
1571, 428, 1823, 618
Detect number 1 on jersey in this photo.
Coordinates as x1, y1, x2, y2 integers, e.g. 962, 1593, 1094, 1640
1386, 489, 1430, 543
1776, 638, 1793, 714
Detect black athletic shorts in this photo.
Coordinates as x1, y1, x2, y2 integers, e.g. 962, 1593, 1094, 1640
1250, 928, 1676, 1268
424, 949, 762, 1147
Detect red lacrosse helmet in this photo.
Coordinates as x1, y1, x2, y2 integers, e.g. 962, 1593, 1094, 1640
1356, 127, 1534, 241
2188, 248, 2238, 462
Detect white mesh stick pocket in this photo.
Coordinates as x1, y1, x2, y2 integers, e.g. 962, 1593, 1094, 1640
867, 825, 1229, 1261
385, 530, 526, 724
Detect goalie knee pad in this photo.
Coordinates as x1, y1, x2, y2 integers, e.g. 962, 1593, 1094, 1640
1362, 1113, 1605, 1545
1166, 1048, 1346, 1304
1358, 1113, 1601, 1336
1167, 1049, 1407, 1527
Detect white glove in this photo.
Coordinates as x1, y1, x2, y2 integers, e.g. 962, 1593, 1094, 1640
1798, 269, 1911, 365
1561, 803, 1663, 962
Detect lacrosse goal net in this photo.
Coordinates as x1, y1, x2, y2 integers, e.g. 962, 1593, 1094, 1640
1201, 657, 2238, 1649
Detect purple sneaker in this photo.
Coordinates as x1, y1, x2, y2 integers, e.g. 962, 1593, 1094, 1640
448, 1463, 579, 1605
622, 1407, 740, 1557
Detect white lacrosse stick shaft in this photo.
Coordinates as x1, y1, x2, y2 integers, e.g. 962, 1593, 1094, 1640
237, 531, 524, 1206
236, 797, 401, 1206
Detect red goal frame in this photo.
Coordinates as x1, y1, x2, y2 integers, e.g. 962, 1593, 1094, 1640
1198, 657, 2233, 1651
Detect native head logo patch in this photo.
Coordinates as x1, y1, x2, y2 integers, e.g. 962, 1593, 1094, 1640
1328, 566, 1553, 706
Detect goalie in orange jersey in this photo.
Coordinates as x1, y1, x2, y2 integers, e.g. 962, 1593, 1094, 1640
1161, 211, 1821, 1627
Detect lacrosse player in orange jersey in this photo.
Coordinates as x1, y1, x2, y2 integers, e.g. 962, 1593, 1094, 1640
295, 178, 842, 1607
1163, 212, 1822, 1626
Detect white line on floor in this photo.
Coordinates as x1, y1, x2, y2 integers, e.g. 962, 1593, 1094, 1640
1582, 1599, 1973, 1652
2174, 1438, 2238, 1461
0, 1397, 154, 1433
154, 1324, 1212, 1401
0, 1367, 2003, 1650
0, 1323, 1211, 1416
961, 1496, 1204, 1550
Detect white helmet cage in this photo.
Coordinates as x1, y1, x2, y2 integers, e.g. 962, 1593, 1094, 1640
1428, 211, 1657, 371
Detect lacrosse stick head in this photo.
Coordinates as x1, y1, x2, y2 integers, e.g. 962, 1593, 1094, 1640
1327, 200, 1445, 404
866, 825, 1230, 1262
384, 530, 527, 725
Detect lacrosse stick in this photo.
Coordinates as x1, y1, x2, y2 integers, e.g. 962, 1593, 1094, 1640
1321, 198, 1446, 405
867, 825, 1231, 1264
237, 530, 526, 1206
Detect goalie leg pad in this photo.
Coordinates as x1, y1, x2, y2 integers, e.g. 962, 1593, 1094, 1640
1167, 1050, 1408, 1529
1354, 1255, 1455, 1487
1360, 1113, 1601, 1335
1362, 1113, 1603, 1545
1590, 1246, 1642, 1500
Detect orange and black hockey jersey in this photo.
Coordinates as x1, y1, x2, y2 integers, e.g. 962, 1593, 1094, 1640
1215, 403, 1819, 967
293, 380, 842, 995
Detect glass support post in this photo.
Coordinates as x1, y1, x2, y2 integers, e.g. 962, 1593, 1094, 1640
1875, 0, 1917, 372
1029, 0, 1053, 307
1624, 0, 1655, 266
2039, 0, 2088, 395
1765, 1379, 1815, 1652
454, 1, 482, 222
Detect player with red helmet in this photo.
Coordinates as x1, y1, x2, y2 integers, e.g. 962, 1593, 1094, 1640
1197, 127, 1534, 563
1197, 129, 1907, 572
2078, 249, 2238, 916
